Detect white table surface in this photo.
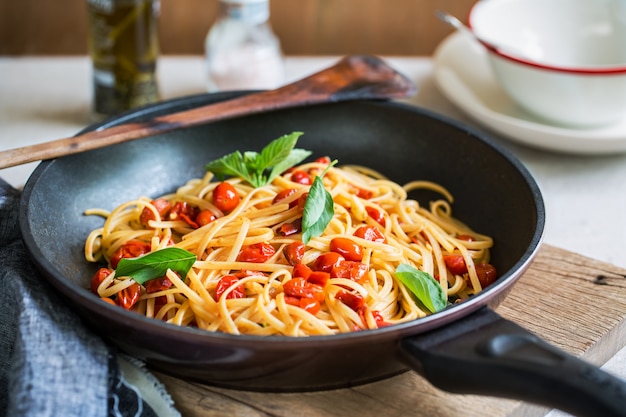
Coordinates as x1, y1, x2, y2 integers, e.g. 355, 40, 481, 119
1, 55, 625, 414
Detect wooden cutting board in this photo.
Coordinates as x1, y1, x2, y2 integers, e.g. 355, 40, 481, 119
154, 244, 626, 417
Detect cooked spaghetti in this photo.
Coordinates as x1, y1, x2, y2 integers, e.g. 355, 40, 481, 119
84, 153, 496, 336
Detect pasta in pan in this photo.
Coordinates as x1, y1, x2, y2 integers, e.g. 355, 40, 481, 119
84, 136, 496, 336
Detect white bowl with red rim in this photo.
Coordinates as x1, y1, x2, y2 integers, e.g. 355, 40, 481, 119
468, 0, 626, 128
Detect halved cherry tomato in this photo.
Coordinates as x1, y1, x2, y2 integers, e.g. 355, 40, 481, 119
314, 156, 331, 165
298, 298, 321, 315
297, 193, 309, 212
283, 241, 305, 265
330, 237, 363, 262
353, 226, 386, 243
153, 295, 168, 318
238, 242, 276, 263
101, 297, 116, 306
331, 261, 368, 282
307, 270, 330, 287
214, 275, 245, 300
110, 240, 151, 269
292, 263, 312, 280
278, 219, 302, 236
169, 201, 200, 228
140, 198, 172, 227
365, 206, 386, 227
312, 252, 344, 273
144, 276, 173, 294
90, 267, 113, 294
196, 210, 217, 227
213, 182, 240, 212
283, 278, 325, 302
272, 188, 299, 207
290, 170, 312, 185
354, 187, 373, 199
457, 234, 475, 241
475, 263, 497, 288
372, 310, 392, 328
443, 254, 468, 275
117, 282, 142, 310
335, 290, 365, 311
284, 296, 322, 315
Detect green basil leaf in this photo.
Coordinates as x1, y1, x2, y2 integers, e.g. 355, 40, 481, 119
204, 132, 311, 188
205, 151, 250, 180
302, 175, 335, 244
395, 263, 447, 313
256, 131, 303, 172
268, 148, 311, 184
116, 247, 196, 285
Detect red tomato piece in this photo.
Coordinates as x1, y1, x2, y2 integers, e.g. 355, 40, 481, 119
144, 276, 173, 294
307, 270, 330, 287
353, 226, 386, 243
290, 170, 312, 185
272, 188, 299, 207
372, 310, 392, 328
213, 182, 240, 212
312, 252, 345, 273
443, 254, 468, 275
196, 210, 217, 227
283, 278, 325, 302
335, 290, 365, 312
153, 295, 168, 318
117, 282, 142, 310
278, 219, 302, 236
330, 237, 363, 262
283, 241, 305, 265
297, 192, 309, 212
314, 156, 331, 165
299, 298, 321, 315
457, 234, 475, 241
90, 267, 113, 294
292, 263, 312, 280
169, 201, 200, 228
284, 295, 302, 306
101, 297, 116, 306
110, 240, 151, 269
140, 198, 172, 227
475, 263, 497, 288
354, 187, 373, 199
331, 261, 369, 282
238, 242, 276, 263
365, 206, 386, 227
214, 275, 245, 300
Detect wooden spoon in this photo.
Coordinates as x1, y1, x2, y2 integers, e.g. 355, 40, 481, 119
0, 55, 416, 170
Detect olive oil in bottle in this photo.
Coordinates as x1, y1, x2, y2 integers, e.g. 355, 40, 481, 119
86, 0, 160, 120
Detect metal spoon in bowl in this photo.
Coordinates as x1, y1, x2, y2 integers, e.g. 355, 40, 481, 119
435, 10, 527, 58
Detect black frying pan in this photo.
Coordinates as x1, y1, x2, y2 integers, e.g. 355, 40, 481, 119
19, 92, 626, 416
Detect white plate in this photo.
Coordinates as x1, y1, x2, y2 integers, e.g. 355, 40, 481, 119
432, 33, 626, 155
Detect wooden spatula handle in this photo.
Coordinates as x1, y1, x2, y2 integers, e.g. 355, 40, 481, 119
0, 55, 416, 170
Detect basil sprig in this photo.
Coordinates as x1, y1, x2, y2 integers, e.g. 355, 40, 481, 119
116, 247, 196, 285
395, 263, 447, 313
205, 132, 311, 188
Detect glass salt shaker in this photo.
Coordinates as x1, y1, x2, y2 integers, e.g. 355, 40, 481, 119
205, 0, 285, 92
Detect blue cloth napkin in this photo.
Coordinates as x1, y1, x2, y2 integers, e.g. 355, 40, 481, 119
0, 178, 180, 417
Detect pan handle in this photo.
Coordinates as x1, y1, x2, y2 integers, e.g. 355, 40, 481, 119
398, 307, 626, 417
